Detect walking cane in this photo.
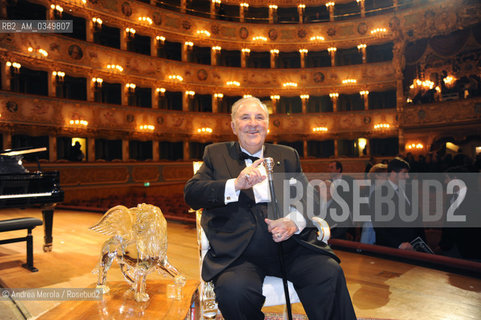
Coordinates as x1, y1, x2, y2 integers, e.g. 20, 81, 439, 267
264, 157, 293, 320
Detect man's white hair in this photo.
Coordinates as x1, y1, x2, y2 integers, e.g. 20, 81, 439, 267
231, 97, 269, 121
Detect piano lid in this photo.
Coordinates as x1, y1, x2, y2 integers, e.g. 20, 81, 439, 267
0, 147, 47, 157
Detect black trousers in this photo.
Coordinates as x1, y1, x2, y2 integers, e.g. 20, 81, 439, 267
213, 244, 356, 320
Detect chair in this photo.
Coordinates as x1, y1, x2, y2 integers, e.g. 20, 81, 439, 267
195, 210, 330, 319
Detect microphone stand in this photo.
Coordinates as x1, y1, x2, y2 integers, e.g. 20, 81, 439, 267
264, 158, 293, 320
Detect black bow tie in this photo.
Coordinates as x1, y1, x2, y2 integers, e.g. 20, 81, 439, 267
239, 152, 259, 162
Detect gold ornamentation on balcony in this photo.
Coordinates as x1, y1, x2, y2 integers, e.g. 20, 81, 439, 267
374, 123, 390, 130
214, 93, 224, 98
6, 61, 22, 73
282, 82, 298, 88
196, 30, 211, 37
168, 75, 183, 82
28, 47, 48, 57
312, 127, 328, 132
309, 36, 325, 41
138, 17, 153, 25
342, 79, 357, 85
300, 95, 309, 100
197, 127, 213, 134
406, 143, 424, 150
253, 36, 267, 41
139, 125, 155, 131
325, 2, 335, 7
270, 95, 280, 100
106, 64, 124, 72
370, 28, 387, 37
226, 81, 240, 86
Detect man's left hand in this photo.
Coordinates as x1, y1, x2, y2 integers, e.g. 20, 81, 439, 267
265, 218, 298, 243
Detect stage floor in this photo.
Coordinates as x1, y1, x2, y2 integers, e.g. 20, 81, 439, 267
0, 208, 480, 320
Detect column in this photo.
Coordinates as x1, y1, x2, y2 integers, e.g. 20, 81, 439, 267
87, 77, 95, 101
122, 139, 129, 161
358, 0, 365, 18
299, 49, 307, 68
212, 94, 220, 113
48, 71, 56, 97
268, 5, 277, 23
298, 5, 305, 24
361, 91, 369, 110
364, 139, 371, 157
241, 49, 249, 68
270, 50, 278, 68
2, 132, 12, 150
330, 93, 339, 112
0, 0, 7, 18
49, 136, 57, 162
1, 61, 10, 90
152, 87, 158, 109
150, 37, 156, 57
183, 141, 190, 160
301, 95, 309, 113
270, 96, 279, 113
398, 128, 405, 155
121, 83, 128, 106
358, 44, 367, 63
239, 4, 247, 22
86, 19, 94, 42
183, 91, 190, 111
152, 141, 159, 161
210, 1, 216, 19
303, 140, 308, 158
327, 3, 335, 22
334, 139, 339, 158
211, 47, 219, 66
328, 47, 336, 67
121, 29, 128, 51
87, 137, 95, 162
182, 42, 189, 62
180, 0, 186, 13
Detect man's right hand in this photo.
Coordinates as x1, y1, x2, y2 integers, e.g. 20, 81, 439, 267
234, 158, 266, 190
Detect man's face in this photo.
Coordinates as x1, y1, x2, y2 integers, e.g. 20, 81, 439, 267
390, 168, 409, 184
231, 101, 268, 154
328, 162, 341, 179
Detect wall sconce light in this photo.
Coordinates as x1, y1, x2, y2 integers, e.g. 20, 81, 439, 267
106, 64, 124, 72
196, 30, 211, 37
226, 81, 240, 86
126, 83, 136, 91
370, 28, 387, 37
312, 127, 328, 132
28, 47, 48, 57
298, 4, 306, 9
269, 4, 278, 9
212, 0, 221, 4
325, 2, 335, 7
92, 77, 103, 86
270, 49, 279, 55
309, 35, 325, 41
374, 123, 390, 130
185, 91, 195, 96
329, 92, 339, 99
406, 143, 424, 150
125, 28, 136, 37
300, 94, 310, 100
139, 124, 155, 131
342, 79, 357, 85
299, 49, 308, 54
6, 61, 22, 73
197, 127, 213, 134
241, 48, 251, 55
359, 90, 369, 97
356, 0, 364, 3
252, 36, 267, 41
243, 94, 252, 98
52, 71, 65, 82
443, 75, 456, 88
240, 3, 249, 8
156, 35, 166, 44
50, 4, 63, 17
357, 43, 367, 51
282, 82, 298, 88
214, 93, 224, 99
327, 47, 337, 53
270, 95, 280, 100
168, 74, 183, 81
69, 119, 88, 127
156, 88, 166, 94
212, 46, 222, 52
92, 17, 102, 29
138, 17, 153, 25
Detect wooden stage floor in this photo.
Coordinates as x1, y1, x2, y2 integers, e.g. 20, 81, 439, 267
0, 208, 480, 320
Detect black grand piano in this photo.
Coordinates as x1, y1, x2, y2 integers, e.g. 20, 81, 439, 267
0, 147, 64, 252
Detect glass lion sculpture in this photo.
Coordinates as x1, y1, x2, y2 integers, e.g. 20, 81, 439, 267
90, 203, 185, 302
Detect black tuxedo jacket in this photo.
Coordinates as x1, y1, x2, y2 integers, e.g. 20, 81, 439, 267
184, 142, 339, 281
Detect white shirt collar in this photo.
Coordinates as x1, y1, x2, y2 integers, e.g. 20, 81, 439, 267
240, 146, 263, 159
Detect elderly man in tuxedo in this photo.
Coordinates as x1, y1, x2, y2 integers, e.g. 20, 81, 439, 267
184, 97, 356, 320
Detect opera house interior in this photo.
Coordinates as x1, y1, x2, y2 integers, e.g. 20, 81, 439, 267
0, 0, 481, 319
